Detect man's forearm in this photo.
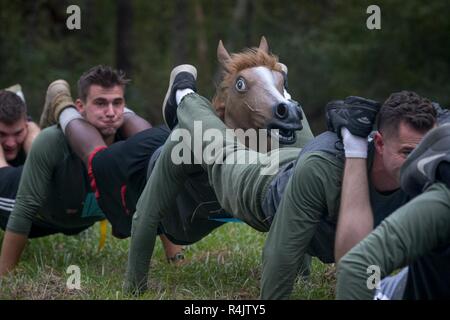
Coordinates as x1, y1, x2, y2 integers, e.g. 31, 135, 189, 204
335, 158, 373, 261
125, 171, 162, 293
0, 231, 28, 276
125, 138, 187, 293
125, 211, 158, 294
119, 112, 152, 138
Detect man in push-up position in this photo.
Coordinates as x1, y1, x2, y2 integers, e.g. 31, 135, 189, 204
124, 64, 437, 299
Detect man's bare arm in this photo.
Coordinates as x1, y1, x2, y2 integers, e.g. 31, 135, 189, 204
119, 112, 152, 138
335, 158, 373, 261
335, 127, 374, 261
0, 231, 28, 277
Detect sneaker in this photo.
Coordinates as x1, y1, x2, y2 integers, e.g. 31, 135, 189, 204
162, 64, 197, 130
326, 96, 381, 139
4, 84, 25, 102
39, 79, 74, 129
433, 102, 450, 125
400, 123, 450, 197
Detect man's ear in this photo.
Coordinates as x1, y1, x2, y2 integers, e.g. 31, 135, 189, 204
373, 131, 384, 154
75, 99, 84, 114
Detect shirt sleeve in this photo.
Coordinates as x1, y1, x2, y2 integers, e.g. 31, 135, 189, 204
336, 182, 450, 299
6, 128, 63, 235
125, 138, 188, 293
261, 153, 343, 299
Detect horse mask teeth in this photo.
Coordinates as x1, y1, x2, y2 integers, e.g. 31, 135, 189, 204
268, 129, 295, 145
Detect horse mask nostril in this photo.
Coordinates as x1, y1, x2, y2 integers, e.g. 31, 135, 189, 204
275, 103, 289, 119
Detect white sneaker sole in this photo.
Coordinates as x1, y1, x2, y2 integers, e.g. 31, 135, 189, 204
162, 64, 197, 127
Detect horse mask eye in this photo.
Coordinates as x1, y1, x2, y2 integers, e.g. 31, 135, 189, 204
235, 77, 247, 92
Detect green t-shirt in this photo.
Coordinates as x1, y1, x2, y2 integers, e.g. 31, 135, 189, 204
336, 182, 450, 299
6, 126, 105, 235
261, 149, 410, 299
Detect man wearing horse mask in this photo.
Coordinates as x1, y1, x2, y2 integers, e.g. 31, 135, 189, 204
41, 40, 316, 259
125, 57, 441, 299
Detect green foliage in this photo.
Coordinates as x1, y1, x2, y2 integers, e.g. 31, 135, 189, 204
1, 1, 448, 133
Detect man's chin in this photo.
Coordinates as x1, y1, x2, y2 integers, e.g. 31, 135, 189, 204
100, 127, 118, 138
5, 151, 18, 162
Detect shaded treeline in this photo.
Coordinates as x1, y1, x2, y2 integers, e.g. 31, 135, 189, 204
1, 0, 449, 133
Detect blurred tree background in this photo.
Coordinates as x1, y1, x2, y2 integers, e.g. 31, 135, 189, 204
1, 0, 449, 133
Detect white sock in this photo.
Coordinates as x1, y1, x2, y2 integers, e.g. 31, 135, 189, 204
59, 107, 83, 134
341, 127, 368, 158
124, 107, 135, 115
176, 89, 195, 105
16, 90, 26, 103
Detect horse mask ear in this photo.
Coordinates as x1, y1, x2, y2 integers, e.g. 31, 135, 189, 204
278, 62, 288, 75
259, 36, 269, 53
214, 40, 230, 119
217, 40, 231, 69
277, 62, 289, 93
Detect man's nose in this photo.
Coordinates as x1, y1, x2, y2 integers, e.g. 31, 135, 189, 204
4, 137, 17, 148
105, 104, 115, 117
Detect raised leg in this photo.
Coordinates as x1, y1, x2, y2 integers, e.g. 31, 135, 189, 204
65, 117, 106, 166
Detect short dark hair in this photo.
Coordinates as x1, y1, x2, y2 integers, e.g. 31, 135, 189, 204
377, 91, 436, 136
77, 65, 130, 102
0, 90, 27, 124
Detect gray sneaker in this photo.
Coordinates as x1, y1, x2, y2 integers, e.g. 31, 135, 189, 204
4, 84, 25, 102
400, 123, 450, 197
39, 79, 74, 129
162, 64, 197, 130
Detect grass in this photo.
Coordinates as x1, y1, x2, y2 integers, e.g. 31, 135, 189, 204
0, 222, 335, 300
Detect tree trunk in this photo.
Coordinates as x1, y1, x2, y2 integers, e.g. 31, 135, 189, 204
116, 0, 133, 76
244, 0, 254, 46
171, 0, 188, 65
228, 0, 253, 49
194, 0, 209, 90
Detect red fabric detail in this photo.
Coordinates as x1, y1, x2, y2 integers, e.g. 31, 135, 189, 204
87, 146, 107, 200
120, 184, 130, 215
